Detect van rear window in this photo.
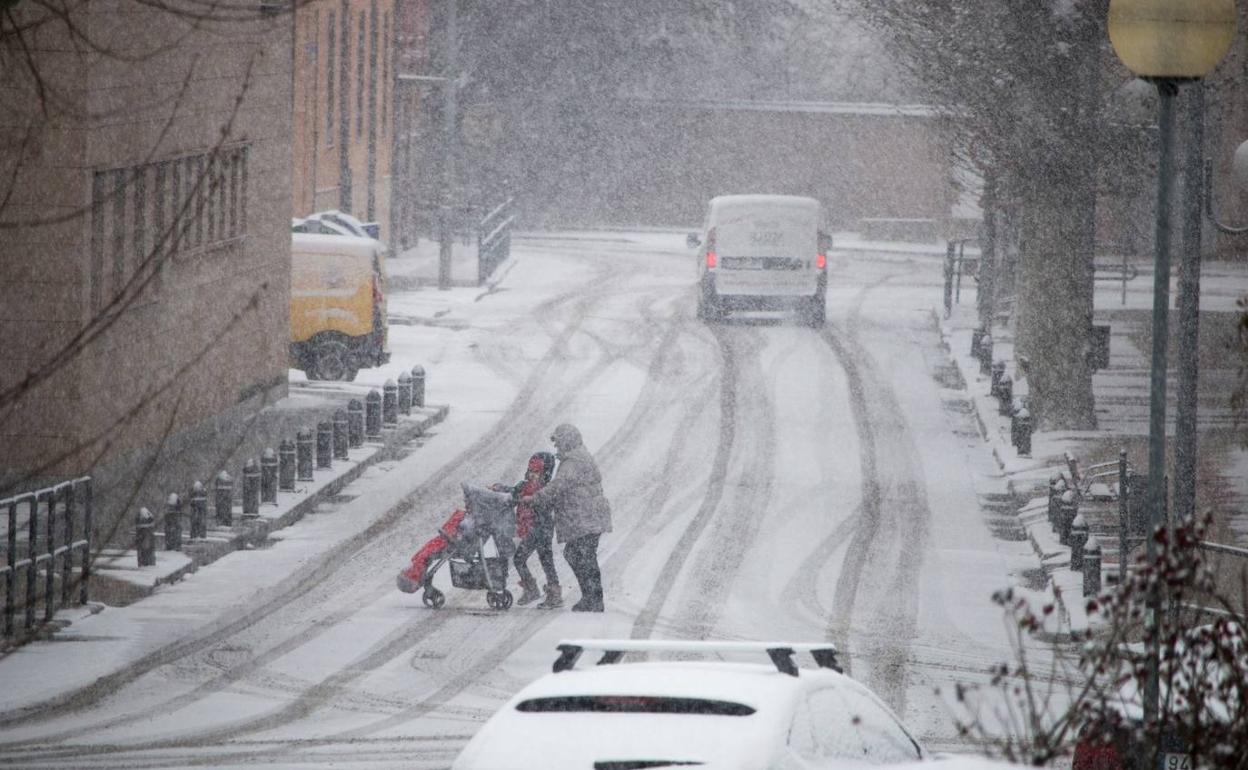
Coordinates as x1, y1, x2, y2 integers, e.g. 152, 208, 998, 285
516, 696, 754, 716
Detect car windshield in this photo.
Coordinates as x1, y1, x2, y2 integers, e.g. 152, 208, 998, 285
516, 695, 755, 716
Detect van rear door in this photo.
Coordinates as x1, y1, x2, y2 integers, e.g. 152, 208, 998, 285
710, 197, 820, 298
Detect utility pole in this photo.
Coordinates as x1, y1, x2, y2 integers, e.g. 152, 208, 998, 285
1175, 82, 1204, 527
438, 0, 458, 291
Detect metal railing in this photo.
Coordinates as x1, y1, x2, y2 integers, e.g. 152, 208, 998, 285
477, 197, 515, 285
2, 477, 92, 639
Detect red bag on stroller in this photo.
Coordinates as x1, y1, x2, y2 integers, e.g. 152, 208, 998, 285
396, 509, 468, 593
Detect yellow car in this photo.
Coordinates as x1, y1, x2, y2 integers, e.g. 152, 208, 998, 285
290, 232, 390, 381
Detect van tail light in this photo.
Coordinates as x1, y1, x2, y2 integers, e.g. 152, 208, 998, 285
706, 228, 717, 269
372, 274, 384, 306
706, 251, 718, 269
816, 253, 827, 269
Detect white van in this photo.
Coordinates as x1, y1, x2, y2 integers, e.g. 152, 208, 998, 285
689, 195, 829, 326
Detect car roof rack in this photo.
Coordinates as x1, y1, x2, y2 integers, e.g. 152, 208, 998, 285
553, 639, 842, 677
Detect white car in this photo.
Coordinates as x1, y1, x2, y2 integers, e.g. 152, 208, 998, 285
452, 640, 925, 770
690, 195, 830, 327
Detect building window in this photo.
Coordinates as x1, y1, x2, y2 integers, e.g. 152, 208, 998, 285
88, 145, 250, 310
326, 10, 336, 145
356, 12, 365, 138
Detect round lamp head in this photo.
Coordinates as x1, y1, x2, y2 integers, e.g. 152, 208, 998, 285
1108, 0, 1237, 79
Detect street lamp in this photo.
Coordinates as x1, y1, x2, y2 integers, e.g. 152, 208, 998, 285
1107, 0, 1236, 754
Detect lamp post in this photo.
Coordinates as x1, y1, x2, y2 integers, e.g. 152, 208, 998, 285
1107, 0, 1236, 758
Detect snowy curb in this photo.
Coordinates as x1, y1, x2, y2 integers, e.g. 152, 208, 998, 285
87, 404, 450, 607
936, 316, 1092, 635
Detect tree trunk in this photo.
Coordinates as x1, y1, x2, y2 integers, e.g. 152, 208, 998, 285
1015, 159, 1098, 430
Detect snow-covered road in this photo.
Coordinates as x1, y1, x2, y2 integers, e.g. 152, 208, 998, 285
0, 233, 1046, 768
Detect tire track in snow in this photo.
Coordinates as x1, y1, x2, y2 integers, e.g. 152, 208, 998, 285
817, 277, 932, 713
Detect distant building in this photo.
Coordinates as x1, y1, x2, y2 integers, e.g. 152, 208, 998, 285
292, 0, 397, 243
0, 6, 293, 497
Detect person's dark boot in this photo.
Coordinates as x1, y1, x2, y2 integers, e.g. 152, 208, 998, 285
516, 576, 541, 605
536, 583, 563, 609
571, 595, 604, 612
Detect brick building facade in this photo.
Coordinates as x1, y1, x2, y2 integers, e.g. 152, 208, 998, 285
0, 3, 293, 492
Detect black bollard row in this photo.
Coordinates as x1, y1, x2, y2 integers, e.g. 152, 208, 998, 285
279, 438, 296, 492
297, 428, 314, 481
1069, 513, 1089, 571
1057, 490, 1077, 546
398, 371, 413, 416
1013, 408, 1033, 457
382, 379, 399, 427
997, 376, 1014, 416
365, 389, 382, 440
316, 421, 333, 468
215, 470, 234, 526
242, 458, 260, 517
190, 481, 208, 539
261, 448, 278, 504
1083, 540, 1102, 597
164, 493, 183, 551
411, 364, 425, 408
978, 335, 993, 377
333, 410, 349, 460
990, 361, 1005, 399
136, 507, 156, 566
348, 399, 364, 447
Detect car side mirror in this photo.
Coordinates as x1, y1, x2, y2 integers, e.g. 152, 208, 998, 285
686, 233, 701, 249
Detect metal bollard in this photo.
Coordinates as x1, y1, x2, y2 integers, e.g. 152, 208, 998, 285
348, 399, 364, 447
1047, 474, 1065, 528
316, 420, 333, 468
997, 376, 1013, 416
383, 379, 399, 426
261, 448, 278, 504
333, 409, 349, 460
215, 470, 234, 525
979, 335, 993, 377
398, 371, 413, 415
1083, 540, 1102, 597
365, 389, 382, 439
242, 458, 260, 517
990, 361, 1005, 399
411, 364, 425, 408
1058, 490, 1077, 546
190, 481, 208, 539
296, 428, 314, 481
136, 507, 156, 566
1014, 408, 1033, 456
279, 438, 296, 492
164, 493, 183, 551
1069, 513, 1089, 571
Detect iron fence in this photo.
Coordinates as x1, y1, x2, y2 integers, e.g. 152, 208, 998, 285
2, 477, 92, 639
477, 197, 515, 285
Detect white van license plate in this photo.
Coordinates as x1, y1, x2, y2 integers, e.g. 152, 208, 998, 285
722, 257, 805, 271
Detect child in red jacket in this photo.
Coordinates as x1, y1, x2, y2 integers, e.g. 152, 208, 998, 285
507, 452, 560, 607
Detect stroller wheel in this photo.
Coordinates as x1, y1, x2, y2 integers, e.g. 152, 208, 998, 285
499, 589, 513, 610
422, 587, 445, 609
486, 590, 513, 611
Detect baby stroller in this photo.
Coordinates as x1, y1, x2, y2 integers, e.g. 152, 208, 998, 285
397, 483, 517, 610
